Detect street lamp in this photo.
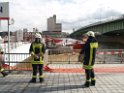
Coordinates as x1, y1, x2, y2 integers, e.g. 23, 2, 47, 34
7, 18, 14, 73
8, 18, 14, 53
9, 18, 14, 25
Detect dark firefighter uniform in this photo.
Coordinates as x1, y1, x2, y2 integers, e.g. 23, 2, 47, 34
80, 35, 98, 87
0, 45, 8, 77
29, 35, 45, 83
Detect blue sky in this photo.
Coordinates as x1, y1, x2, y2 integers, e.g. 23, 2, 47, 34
0, 0, 124, 33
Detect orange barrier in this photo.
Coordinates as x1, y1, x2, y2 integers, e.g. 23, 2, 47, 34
2, 64, 124, 73
3, 64, 52, 71
50, 67, 124, 73
43, 65, 52, 71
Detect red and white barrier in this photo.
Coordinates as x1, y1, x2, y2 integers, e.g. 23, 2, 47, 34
96, 51, 124, 55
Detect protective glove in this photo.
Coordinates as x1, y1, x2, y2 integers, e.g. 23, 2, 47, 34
34, 54, 40, 59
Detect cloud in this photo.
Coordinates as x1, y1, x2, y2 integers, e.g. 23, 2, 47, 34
61, 9, 121, 31
0, 0, 124, 33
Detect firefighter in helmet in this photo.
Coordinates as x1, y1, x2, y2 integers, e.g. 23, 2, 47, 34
0, 36, 8, 77
80, 31, 98, 87
29, 33, 46, 83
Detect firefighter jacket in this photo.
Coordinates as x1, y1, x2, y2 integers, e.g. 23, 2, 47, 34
29, 42, 45, 64
80, 36, 98, 69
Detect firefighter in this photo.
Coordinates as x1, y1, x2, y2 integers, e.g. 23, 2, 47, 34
29, 33, 46, 83
80, 31, 98, 87
0, 36, 8, 77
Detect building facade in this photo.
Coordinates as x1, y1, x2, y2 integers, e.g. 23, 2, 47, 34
47, 15, 62, 32
23, 32, 35, 42
16, 30, 23, 42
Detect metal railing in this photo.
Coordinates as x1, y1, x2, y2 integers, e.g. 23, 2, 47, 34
4, 53, 31, 71
96, 49, 124, 64
2, 49, 124, 71
48, 49, 124, 64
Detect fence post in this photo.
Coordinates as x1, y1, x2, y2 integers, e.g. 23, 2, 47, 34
68, 53, 70, 64
44, 49, 49, 65
103, 53, 106, 64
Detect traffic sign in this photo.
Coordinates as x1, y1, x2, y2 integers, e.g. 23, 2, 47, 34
0, 2, 9, 20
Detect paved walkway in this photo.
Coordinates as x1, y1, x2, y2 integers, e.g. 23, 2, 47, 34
0, 64, 124, 93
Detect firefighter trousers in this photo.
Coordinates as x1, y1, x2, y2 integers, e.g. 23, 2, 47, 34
85, 69, 95, 82
32, 64, 44, 79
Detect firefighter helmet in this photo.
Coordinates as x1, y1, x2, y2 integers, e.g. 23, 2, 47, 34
86, 31, 95, 37
35, 33, 42, 39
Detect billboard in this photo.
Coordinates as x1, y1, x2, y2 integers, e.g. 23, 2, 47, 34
0, 2, 9, 20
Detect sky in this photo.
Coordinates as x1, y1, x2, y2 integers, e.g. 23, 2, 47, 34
0, 0, 124, 33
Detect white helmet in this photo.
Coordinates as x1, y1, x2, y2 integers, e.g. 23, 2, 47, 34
35, 33, 42, 39
86, 31, 95, 37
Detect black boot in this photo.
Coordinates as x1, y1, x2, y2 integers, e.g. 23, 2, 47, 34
1, 71, 8, 77
29, 78, 36, 83
39, 78, 44, 83
83, 81, 90, 87
91, 80, 96, 86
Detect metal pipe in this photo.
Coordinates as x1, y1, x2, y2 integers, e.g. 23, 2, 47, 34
8, 19, 10, 72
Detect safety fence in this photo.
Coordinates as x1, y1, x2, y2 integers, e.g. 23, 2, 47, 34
2, 49, 124, 71
3, 53, 31, 71
96, 49, 124, 64
48, 49, 124, 64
